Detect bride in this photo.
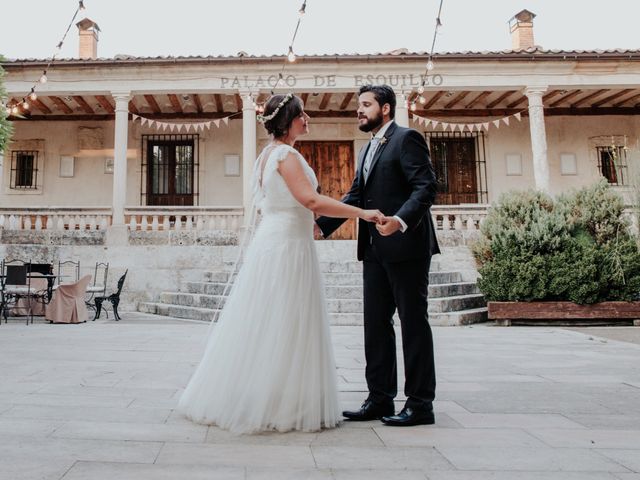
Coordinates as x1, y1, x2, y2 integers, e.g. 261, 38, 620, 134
177, 93, 383, 434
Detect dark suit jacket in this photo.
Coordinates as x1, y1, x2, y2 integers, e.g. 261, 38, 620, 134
317, 122, 440, 262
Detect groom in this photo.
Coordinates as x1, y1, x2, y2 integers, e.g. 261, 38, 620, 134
316, 84, 440, 426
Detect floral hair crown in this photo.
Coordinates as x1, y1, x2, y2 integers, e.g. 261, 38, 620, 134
257, 93, 294, 124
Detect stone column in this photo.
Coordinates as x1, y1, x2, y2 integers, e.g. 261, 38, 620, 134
395, 92, 409, 127
111, 91, 131, 225
241, 91, 257, 224
525, 87, 550, 193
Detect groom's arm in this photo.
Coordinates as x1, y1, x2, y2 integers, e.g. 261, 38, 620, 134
316, 170, 362, 238
394, 129, 437, 229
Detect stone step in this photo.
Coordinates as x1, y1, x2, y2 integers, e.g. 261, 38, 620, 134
138, 302, 216, 322
428, 282, 479, 298
318, 260, 442, 273
183, 281, 228, 295
428, 293, 486, 313
159, 292, 225, 309
139, 302, 487, 326
204, 267, 458, 285
429, 307, 489, 326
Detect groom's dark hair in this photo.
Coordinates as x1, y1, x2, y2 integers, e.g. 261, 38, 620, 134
359, 84, 396, 119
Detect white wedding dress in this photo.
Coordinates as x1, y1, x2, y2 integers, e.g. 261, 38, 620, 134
177, 143, 340, 434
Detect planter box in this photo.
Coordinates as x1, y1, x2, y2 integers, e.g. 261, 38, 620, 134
488, 301, 640, 326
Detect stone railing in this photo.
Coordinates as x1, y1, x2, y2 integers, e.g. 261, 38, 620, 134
124, 206, 244, 232
431, 205, 490, 231
0, 207, 112, 231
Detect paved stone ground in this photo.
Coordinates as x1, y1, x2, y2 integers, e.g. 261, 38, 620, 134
1, 313, 640, 480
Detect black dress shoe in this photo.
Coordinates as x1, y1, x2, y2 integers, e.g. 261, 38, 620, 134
342, 400, 394, 421
381, 407, 435, 426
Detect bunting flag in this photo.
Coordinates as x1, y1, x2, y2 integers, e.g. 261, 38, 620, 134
411, 110, 525, 132
131, 113, 236, 133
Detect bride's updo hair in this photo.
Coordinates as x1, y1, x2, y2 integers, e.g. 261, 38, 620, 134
261, 94, 303, 138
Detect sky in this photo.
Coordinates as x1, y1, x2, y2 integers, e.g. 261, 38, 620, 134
0, 0, 638, 60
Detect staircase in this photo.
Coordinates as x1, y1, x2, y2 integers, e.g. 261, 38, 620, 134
139, 256, 488, 326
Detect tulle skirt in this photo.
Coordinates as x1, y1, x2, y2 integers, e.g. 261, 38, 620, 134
177, 211, 340, 434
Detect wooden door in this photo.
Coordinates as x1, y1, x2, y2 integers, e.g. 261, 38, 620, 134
430, 137, 478, 204
296, 141, 356, 240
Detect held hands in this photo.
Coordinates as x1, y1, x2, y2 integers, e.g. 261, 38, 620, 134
360, 209, 385, 224
375, 216, 402, 236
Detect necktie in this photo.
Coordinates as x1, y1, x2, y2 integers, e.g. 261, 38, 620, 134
363, 137, 380, 182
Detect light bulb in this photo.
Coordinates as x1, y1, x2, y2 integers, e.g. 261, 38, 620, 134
11, 106, 19, 115
22, 101, 29, 109
418, 85, 425, 94
287, 47, 296, 63
419, 95, 426, 104
79, 0, 85, 10
410, 103, 417, 111
426, 60, 434, 71
29, 92, 37, 101
39, 74, 47, 83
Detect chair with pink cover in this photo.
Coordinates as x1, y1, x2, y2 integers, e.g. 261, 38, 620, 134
45, 275, 92, 324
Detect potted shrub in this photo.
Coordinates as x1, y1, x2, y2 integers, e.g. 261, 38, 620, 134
473, 180, 640, 325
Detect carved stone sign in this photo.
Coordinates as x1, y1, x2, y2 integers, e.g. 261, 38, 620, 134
78, 127, 104, 150
220, 74, 444, 90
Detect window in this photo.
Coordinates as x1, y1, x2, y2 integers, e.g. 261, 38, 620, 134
597, 145, 628, 185
10, 150, 39, 189
141, 135, 199, 206
425, 131, 488, 205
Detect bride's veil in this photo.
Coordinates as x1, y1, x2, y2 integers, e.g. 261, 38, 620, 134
205, 144, 277, 336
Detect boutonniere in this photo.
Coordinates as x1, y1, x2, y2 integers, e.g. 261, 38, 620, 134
379, 136, 388, 145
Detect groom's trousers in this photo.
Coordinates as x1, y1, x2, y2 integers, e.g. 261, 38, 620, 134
362, 243, 436, 410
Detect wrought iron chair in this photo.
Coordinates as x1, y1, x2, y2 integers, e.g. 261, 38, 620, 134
1, 259, 44, 324
56, 260, 80, 286
93, 269, 128, 321
86, 262, 109, 307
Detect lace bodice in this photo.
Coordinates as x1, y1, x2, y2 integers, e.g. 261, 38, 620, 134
252, 144, 318, 214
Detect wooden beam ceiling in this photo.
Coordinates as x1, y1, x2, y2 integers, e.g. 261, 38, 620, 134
192, 94, 203, 113
613, 92, 640, 107
49, 96, 73, 114
542, 90, 563, 104
144, 94, 161, 114
550, 90, 582, 107
319, 93, 332, 110
30, 97, 52, 114
339, 92, 354, 110
301, 93, 309, 105
570, 89, 607, 108
95, 95, 114, 114
167, 94, 183, 114
213, 94, 224, 112
128, 100, 139, 115
486, 91, 516, 109
506, 95, 527, 109
234, 94, 243, 111
592, 89, 634, 107
424, 91, 446, 109
465, 91, 491, 109
444, 91, 470, 109
72, 95, 95, 114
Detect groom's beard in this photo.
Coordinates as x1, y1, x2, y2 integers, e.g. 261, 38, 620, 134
358, 112, 383, 133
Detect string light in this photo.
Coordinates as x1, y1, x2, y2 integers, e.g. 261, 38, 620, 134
411, 0, 444, 103
3, 1, 86, 116
272, 0, 307, 94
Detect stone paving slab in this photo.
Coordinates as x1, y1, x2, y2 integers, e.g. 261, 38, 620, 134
0, 314, 640, 479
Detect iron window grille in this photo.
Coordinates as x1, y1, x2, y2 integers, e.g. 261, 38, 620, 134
596, 145, 628, 186
10, 150, 39, 189
140, 134, 200, 206
424, 131, 488, 205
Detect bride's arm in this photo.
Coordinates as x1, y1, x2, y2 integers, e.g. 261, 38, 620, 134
278, 153, 380, 221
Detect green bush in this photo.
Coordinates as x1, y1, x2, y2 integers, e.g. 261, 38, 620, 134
473, 180, 640, 304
